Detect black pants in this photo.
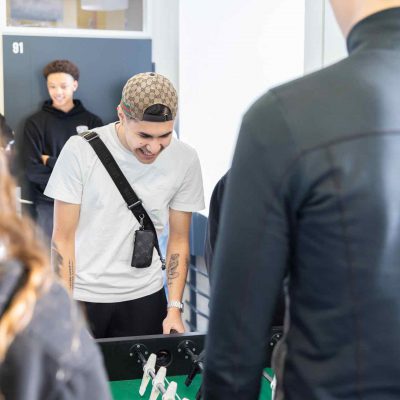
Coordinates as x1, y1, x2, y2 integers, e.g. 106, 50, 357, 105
78, 288, 167, 339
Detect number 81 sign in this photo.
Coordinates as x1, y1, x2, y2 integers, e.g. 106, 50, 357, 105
12, 42, 24, 54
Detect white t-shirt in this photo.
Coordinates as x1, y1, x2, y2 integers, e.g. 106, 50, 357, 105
45, 122, 205, 303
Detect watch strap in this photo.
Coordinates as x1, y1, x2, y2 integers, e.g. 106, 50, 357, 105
167, 300, 184, 312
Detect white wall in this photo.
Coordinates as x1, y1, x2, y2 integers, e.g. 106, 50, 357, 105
304, 0, 347, 74
323, 0, 347, 66
150, 0, 179, 89
179, 0, 306, 211
304, 0, 324, 74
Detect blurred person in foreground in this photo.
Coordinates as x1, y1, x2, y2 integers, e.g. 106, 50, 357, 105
204, 1, 400, 399
0, 144, 111, 399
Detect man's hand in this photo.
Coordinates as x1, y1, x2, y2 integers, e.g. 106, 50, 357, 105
41, 154, 49, 165
163, 308, 185, 334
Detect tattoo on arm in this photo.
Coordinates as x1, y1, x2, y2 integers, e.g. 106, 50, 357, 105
51, 241, 63, 275
167, 253, 180, 287
51, 241, 75, 291
68, 259, 75, 291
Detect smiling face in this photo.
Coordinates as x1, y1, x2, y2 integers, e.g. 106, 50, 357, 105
46, 72, 78, 113
117, 106, 174, 164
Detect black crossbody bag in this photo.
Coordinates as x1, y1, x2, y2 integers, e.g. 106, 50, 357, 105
80, 131, 165, 270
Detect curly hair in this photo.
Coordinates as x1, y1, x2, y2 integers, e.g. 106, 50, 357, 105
43, 59, 80, 81
0, 149, 51, 361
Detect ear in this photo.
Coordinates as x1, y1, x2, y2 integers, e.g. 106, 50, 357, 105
73, 80, 79, 92
117, 105, 125, 123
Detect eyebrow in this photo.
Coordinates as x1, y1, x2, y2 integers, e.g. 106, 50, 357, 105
138, 131, 172, 138
47, 82, 69, 86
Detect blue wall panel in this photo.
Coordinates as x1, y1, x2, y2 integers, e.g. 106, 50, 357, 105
3, 35, 152, 136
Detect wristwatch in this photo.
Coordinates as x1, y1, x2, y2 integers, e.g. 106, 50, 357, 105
167, 300, 184, 313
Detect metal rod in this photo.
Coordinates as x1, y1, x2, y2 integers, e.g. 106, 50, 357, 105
187, 283, 210, 300
182, 344, 204, 372
184, 301, 209, 320
188, 265, 209, 278
189, 255, 198, 331
146, 368, 166, 395
263, 370, 273, 383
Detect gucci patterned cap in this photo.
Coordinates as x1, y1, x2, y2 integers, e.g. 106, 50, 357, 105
120, 72, 178, 121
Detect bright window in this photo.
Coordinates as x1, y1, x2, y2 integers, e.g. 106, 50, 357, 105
6, 0, 143, 31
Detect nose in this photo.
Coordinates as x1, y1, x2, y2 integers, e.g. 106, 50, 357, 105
147, 140, 162, 154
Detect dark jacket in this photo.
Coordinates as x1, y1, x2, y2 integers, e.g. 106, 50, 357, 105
204, 8, 400, 400
0, 261, 111, 400
21, 100, 102, 203
204, 172, 228, 278
205, 172, 285, 327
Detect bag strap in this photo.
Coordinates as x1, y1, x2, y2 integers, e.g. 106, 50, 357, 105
79, 130, 166, 269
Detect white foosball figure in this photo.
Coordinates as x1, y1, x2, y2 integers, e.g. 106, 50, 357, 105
162, 381, 177, 400
150, 366, 166, 400
138, 352, 195, 400
140, 353, 157, 396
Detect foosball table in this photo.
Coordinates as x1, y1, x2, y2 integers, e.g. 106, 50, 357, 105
97, 328, 282, 400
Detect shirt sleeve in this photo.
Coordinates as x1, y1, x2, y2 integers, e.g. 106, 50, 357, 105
44, 137, 85, 204
169, 150, 205, 212
203, 90, 295, 399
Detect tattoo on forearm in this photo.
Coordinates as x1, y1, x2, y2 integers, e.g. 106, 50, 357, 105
51, 241, 63, 275
167, 254, 180, 287
68, 259, 75, 291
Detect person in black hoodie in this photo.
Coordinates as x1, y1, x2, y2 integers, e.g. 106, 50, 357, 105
21, 60, 102, 244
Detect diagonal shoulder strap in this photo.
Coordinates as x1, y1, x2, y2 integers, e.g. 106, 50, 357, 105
79, 130, 165, 269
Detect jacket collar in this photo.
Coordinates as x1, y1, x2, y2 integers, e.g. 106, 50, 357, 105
347, 7, 400, 54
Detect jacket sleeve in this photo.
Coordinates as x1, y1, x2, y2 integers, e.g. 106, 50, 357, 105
21, 118, 52, 190
204, 173, 228, 279
0, 336, 56, 400
0, 314, 111, 400
47, 156, 57, 169
203, 91, 296, 399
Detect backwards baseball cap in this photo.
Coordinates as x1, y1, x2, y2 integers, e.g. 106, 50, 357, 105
120, 72, 178, 122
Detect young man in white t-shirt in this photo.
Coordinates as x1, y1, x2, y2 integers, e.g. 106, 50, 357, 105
45, 72, 204, 338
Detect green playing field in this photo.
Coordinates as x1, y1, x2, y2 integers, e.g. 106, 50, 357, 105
110, 370, 273, 399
